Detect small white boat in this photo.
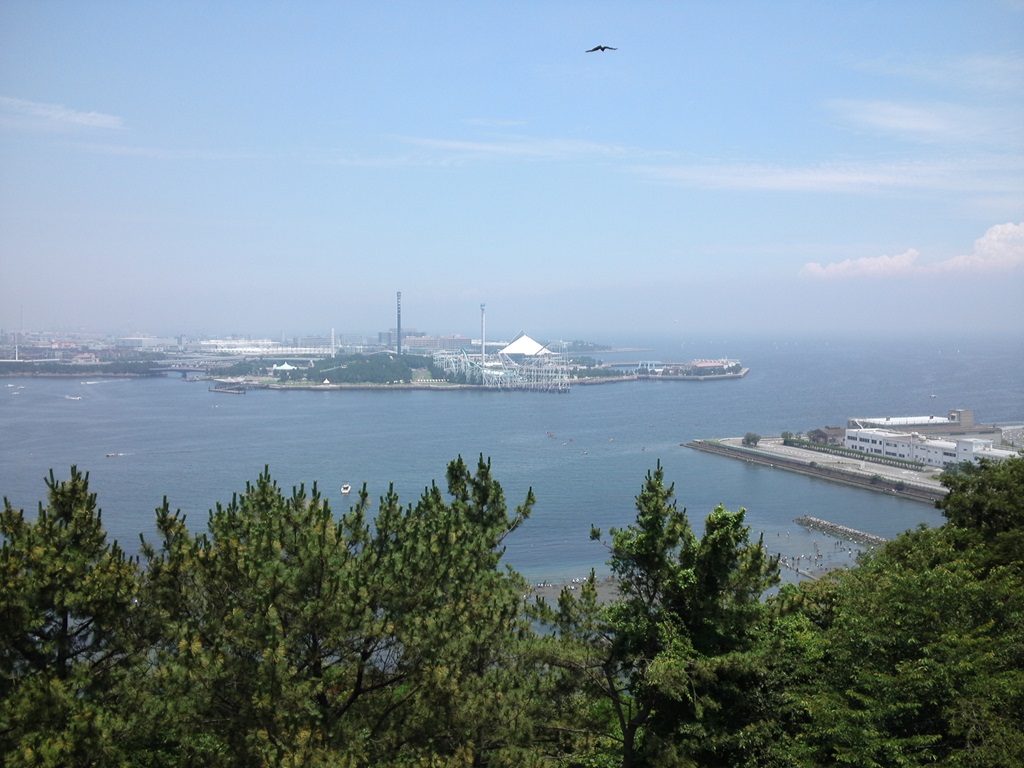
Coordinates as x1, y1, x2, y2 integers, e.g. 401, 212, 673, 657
341, 483, 352, 494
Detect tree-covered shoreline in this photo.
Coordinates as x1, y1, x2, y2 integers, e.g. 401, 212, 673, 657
2, 457, 1021, 766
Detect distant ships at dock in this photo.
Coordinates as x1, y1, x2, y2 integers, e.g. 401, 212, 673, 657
209, 384, 247, 394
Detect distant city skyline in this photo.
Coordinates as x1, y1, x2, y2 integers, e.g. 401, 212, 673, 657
2, 2, 1022, 340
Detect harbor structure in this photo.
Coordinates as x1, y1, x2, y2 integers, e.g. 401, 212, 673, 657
794, 516, 887, 547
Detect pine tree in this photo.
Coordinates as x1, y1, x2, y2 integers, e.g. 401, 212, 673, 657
0, 467, 142, 767
538, 462, 779, 767
135, 458, 544, 766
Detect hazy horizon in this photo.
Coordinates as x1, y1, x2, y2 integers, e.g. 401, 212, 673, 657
2, 2, 1022, 340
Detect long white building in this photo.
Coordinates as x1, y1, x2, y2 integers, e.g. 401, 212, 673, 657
844, 427, 1017, 468
847, 409, 999, 437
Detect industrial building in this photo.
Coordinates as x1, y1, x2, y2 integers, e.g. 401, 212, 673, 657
847, 409, 999, 438
844, 427, 1017, 468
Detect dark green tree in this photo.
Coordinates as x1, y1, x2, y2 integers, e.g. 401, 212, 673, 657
783, 527, 1024, 767
538, 462, 779, 767
938, 455, 1024, 536
0, 468, 142, 767
773, 457, 1024, 767
135, 457, 544, 767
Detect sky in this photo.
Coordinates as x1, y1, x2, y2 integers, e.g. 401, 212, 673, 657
1, 1, 1022, 342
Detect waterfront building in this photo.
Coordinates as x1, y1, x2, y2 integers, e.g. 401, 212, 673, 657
295, 335, 334, 354
378, 328, 424, 349
847, 409, 999, 438
401, 334, 473, 352
807, 426, 845, 446
115, 335, 175, 350
844, 427, 1017, 468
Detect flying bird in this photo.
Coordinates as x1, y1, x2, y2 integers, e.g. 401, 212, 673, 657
585, 45, 617, 52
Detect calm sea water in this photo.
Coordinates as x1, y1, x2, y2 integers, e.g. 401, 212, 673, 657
2, 332, 1021, 583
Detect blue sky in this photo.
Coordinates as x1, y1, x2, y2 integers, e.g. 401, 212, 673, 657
1, 1, 1022, 342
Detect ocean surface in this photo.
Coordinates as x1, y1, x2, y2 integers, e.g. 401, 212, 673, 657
2, 332, 1021, 584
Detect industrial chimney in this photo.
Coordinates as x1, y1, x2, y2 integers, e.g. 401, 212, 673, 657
396, 291, 402, 355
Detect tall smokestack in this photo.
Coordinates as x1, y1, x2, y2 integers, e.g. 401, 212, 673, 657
396, 291, 402, 355
480, 303, 486, 364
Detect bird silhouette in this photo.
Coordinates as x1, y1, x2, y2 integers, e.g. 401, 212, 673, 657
585, 45, 617, 52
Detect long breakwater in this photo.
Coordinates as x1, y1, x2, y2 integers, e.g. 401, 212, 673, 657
685, 439, 946, 503
794, 515, 887, 547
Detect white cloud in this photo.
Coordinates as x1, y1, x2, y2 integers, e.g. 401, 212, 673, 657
800, 249, 921, 279
826, 99, 988, 143
857, 53, 1024, 95
931, 222, 1024, 273
462, 118, 528, 128
401, 134, 632, 161
800, 222, 1024, 279
639, 160, 940, 193
65, 142, 267, 161
638, 156, 1024, 195
0, 96, 124, 129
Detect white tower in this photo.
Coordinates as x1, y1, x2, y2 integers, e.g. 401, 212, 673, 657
480, 303, 486, 364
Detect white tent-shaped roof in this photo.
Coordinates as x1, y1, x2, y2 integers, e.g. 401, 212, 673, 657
499, 332, 553, 356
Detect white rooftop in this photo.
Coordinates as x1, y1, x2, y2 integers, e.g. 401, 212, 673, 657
854, 415, 954, 426
499, 332, 552, 356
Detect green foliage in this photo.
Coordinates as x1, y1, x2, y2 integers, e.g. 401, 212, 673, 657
3, 457, 1022, 767
764, 457, 1024, 767
778, 524, 1024, 767
0, 468, 142, 766
785, 436, 926, 470
306, 353, 428, 384
134, 457, 541, 766
208, 359, 265, 376
938, 456, 1024, 537
940, 459, 976, 478
538, 462, 779, 767
742, 432, 761, 446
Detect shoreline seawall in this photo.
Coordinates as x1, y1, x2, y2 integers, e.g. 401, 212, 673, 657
685, 439, 946, 504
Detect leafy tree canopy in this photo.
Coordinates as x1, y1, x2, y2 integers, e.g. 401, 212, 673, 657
938, 455, 1024, 536
3, 456, 1023, 767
